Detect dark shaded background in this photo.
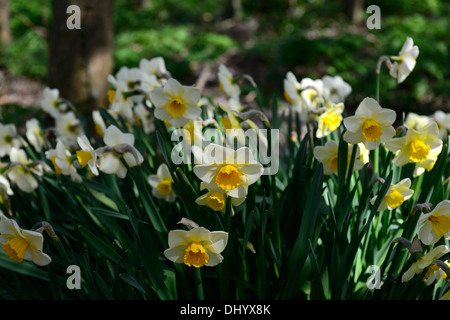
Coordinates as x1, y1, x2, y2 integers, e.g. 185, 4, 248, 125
1, 0, 449, 122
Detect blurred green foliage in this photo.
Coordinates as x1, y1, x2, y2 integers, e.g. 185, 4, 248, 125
1, 0, 448, 114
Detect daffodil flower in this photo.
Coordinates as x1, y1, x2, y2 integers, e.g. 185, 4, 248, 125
193, 144, 264, 199
148, 163, 176, 202
283, 71, 303, 107
97, 125, 144, 178
151, 78, 201, 127
316, 102, 344, 138
321, 75, 352, 103
404, 112, 431, 130
7, 148, 39, 193
139, 56, 170, 79
133, 103, 155, 134
40, 87, 67, 118
45, 139, 82, 183
163, 226, 228, 268
25, 119, 45, 153
195, 182, 245, 214
108, 81, 135, 120
0, 123, 22, 157
55, 111, 83, 148
298, 77, 325, 114
343, 97, 396, 150
370, 178, 414, 211
385, 121, 442, 177
389, 37, 419, 84
402, 245, 449, 283
76, 135, 98, 176
0, 215, 51, 266
92, 110, 107, 138
432, 110, 450, 140
218, 65, 241, 100
418, 200, 450, 246
422, 260, 450, 286
313, 140, 364, 175
0, 174, 13, 201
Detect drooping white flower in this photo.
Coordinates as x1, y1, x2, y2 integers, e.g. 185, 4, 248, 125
321, 75, 352, 103
402, 245, 448, 283
7, 148, 39, 193
40, 87, 67, 118
92, 110, 107, 138
0, 174, 13, 199
389, 37, 419, 84
218, 65, 241, 100
25, 118, 45, 153
45, 139, 82, 183
133, 103, 155, 134
0, 215, 52, 266
97, 125, 144, 178
108, 80, 134, 120
76, 135, 98, 176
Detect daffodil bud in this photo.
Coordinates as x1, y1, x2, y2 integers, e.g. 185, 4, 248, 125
410, 202, 433, 216
34, 221, 60, 243
177, 218, 199, 230
392, 235, 423, 255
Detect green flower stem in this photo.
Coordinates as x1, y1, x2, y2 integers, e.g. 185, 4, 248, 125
195, 267, 204, 300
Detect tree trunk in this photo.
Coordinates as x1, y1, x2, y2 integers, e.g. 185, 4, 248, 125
341, 0, 363, 24
0, 0, 11, 45
48, 0, 114, 114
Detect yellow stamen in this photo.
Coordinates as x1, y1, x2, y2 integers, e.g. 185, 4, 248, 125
428, 214, 450, 238
322, 112, 341, 131
284, 90, 293, 104
423, 264, 440, 280
215, 165, 244, 190
76, 150, 93, 168
409, 139, 430, 162
95, 124, 104, 137
385, 189, 404, 209
164, 120, 172, 128
157, 179, 173, 197
166, 98, 187, 118
206, 192, 226, 211
362, 119, 383, 142
107, 90, 116, 105
330, 155, 339, 172
221, 117, 232, 130
134, 115, 142, 128
51, 155, 62, 174
2, 237, 29, 263
184, 241, 209, 267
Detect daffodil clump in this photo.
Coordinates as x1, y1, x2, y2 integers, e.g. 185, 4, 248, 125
1, 36, 449, 301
